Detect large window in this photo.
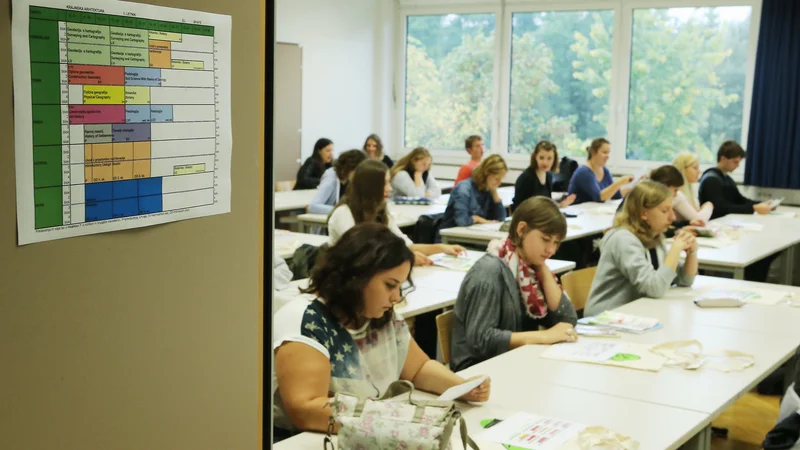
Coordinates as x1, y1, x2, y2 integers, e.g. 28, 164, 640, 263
626, 7, 753, 163
509, 10, 614, 158
404, 13, 496, 150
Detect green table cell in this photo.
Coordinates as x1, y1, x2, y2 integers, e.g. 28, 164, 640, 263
29, 19, 59, 63
33, 145, 62, 189
67, 22, 111, 45
34, 187, 63, 229
30, 63, 61, 105
110, 27, 148, 48
29, 6, 59, 21
32, 105, 62, 146
68, 43, 111, 65
110, 46, 149, 68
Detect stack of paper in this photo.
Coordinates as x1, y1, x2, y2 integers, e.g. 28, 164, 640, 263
575, 324, 619, 338
579, 311, 661, 334
468, 222, 503, 232
428, 253, 481, 272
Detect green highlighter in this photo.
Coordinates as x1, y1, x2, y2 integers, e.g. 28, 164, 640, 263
479, 419, 527, 450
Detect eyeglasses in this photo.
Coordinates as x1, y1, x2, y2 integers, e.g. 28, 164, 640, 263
400, 282, 416, 300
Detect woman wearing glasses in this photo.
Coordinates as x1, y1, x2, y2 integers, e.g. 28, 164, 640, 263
272, 223, 491, 440
327, 159, 465, 266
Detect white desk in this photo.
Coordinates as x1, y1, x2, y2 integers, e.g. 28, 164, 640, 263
274, 231, 329, 259
692, 214, 800, 281
274, 189, 317, 212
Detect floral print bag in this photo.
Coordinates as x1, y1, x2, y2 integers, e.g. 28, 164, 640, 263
323, 380, 480, 450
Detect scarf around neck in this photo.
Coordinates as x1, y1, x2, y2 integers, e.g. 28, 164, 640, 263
487, 237, 560, 319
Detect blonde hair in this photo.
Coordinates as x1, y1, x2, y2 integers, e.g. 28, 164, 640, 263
672, 152, 699, 209
391, 147, 431, 178
471, 154, 508, 190
614, 181, 672, 248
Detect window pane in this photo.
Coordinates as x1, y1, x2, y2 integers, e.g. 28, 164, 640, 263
627, 7, 752, 163
405, 14, 495, 150
509, 10, 614, 158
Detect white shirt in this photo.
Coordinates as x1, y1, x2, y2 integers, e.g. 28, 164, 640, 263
273, 253, 293, 291
327, 204, 414, 247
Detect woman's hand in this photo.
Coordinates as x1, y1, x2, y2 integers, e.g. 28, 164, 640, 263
442, 244, 466, 256
458, 376, 491, 403
559, 194, 577, 208
413, 251, 433, 266
689, 219, 706, 227
539, 322, 578, 345
472, 216, 498, 225
672, 230, 694, 252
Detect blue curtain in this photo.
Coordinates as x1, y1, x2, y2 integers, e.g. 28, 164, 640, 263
745, 0, 800, 189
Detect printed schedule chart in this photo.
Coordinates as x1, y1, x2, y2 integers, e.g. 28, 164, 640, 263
14, 0, 232, 244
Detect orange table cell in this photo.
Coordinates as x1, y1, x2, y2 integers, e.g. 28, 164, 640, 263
113, 142, 133, 161
133, 141, 151, 160
133, 160, 151, 179
84, 143, 93, 162
149, 40, 171, 51
92, 143, 113, 163
85, 165, 92, 184
149, 49, 171, 69
90, 163, 113, 183
113, 161, 133, 181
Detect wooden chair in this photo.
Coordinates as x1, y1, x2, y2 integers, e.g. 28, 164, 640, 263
275, 180, 295, 192
561, 266, 597, 316
436, 310, 455, 366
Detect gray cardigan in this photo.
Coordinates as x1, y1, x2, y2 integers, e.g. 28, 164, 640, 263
450, 254, 578, 372
391, 171, 441, 199
584, 228, 695, 317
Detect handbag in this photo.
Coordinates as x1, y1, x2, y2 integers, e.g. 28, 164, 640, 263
323, 380, 480, 450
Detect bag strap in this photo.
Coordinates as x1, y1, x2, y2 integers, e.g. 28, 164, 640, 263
651, 340, 755, 372
457, 413, 480, 450
378, 380, 416, 401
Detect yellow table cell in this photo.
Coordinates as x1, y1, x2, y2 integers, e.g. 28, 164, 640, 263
84, 86, 124, 104
124, 86, 150, 105
172, 60, 204, 70
173, 164, 206, 175
148, 31, 182, 42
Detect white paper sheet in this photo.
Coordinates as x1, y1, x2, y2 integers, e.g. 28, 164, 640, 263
542, 341, 628, 363
437, 375, 488, 401
480, 412, 586, 450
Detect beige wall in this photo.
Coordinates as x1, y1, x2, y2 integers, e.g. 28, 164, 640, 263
0, 1, 264, 449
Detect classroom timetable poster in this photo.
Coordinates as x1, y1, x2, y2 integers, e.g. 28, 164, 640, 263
12, 0, 232, 244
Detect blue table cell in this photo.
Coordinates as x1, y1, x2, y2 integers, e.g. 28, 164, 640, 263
139, 195, 162, 214
125, 106, 151, 123
85, 201, 112, 222
85, 182, 112, 202
113, 180, 138, 199
112, 198, 138, 218
150, 105, 173, 123
125, 67, 162, 87
138, 177, 162, 197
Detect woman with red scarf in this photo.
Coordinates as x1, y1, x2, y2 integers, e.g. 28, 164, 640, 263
449, 196, 578, 371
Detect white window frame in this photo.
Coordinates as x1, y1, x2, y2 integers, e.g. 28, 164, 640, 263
395, 0, 762, 181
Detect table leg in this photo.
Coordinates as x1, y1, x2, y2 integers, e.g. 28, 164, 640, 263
781, 245, 796, 285
680, 425, 711, 450
733, 267, 745, 280
442, 235, 450, 244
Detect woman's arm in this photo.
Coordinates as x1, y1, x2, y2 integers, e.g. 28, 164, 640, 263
274, 342, 336, 433
426, 174, 442, 199
452, 188, 476, 226
611, 231, 681, 298
401, 339, 490, 402
535, 264, 564, 311
391, 171, 425, 197
308, 170, 338, 214
297, 159, 322, 189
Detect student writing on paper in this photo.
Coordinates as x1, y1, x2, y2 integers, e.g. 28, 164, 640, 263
440, 155, 508, 229
511, 140, 576, 211
272, 224, 490, 440
363, 133, 394, 168
455, 135, 485, 185
567, 138, 634, 204
672, 152, 714, 222
294, 138, 334, 190
308, 149, 367, 214
327, 160, 465, 266
390, 147, 442, 199
585, 181, 697, 316
450, 197, 578, 371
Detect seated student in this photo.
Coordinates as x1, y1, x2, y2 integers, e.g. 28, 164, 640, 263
390, 147, 442, 199
567, 138, 633, 204
698, 141, 773, 219
450, 197, 579, 371
512, 140, 576, 211
327, 159, 466, 265
308, 149, 367, 214
585, 181, 698, 316
294, 138, 333, 190
363, 133, 394, 168
441, 154, 508, 229
273, 252, 293, 291
672, 152, 714, 222
272, 223, 491, 439
454, 135, 485, 184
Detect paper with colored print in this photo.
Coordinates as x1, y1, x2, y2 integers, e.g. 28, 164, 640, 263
429, 253, 481, 272
480, 412, 586, 450
579, 311, 661, 333
437, 375, 488, 401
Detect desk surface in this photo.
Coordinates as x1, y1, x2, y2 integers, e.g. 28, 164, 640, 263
274, 231, 328, 259
274, 189, 317, 212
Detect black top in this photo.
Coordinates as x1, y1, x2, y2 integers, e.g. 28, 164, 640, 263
405, 167, 428, 185
512, 167, 552, 211
698, 167, 757, 219
294, 157, 331, 190
381, 154, 394, 169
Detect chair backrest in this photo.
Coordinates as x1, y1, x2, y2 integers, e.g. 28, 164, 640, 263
412, 213, 444, 244
276, 180, 295, 192
552, 156, 579, 192
561, 266, 597, 313
436, 310, 455, 366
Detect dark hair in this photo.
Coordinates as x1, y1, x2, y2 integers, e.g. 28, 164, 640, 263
333, 149, 367, 181
465, 135, 483, 152
649, 165, 685, 188
302, 223, 415, 328
363, 134, 385, 159
311, 138, 333, 164
336, 159, 389, 225
530, 140, 560, 173
586, 138, 610, 160
509, 196, 567, 247
717, 140, 746, 162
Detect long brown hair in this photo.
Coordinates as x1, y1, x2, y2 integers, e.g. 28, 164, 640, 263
391, 147, 431, 178
530, 140, 560, 173
471, 154, 508, 190
363, 134, 385, 159
332, 159, 389, 225
614, 181, 672, 248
